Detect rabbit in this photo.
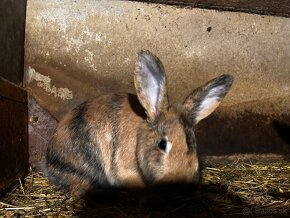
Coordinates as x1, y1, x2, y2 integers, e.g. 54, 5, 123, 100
45, 50, 233, 198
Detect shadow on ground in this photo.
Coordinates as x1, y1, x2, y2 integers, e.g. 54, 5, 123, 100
73, 184, 261, 218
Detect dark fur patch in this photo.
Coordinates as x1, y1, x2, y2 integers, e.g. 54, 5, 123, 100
46, 145, 70, 191
179, 116, 196, 154
128, 94, 147, 119
68, 101, 109, 186
179, 115, 201, 183
185, 128, 196, 154
46, 145, 96, 190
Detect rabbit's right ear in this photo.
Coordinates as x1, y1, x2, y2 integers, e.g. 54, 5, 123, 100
134, 50, 168, 122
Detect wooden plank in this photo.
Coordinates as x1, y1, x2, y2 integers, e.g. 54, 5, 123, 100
0, 80, 28, 194
0, 0, 26, 85
130, 0, 290, 17
0, 77, 27, 104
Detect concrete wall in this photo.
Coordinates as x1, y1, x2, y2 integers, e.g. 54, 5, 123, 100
25, 0, 290, 159
24, 0, 290, 119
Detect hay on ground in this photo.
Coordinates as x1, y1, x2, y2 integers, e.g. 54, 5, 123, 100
0, 162, 289, 217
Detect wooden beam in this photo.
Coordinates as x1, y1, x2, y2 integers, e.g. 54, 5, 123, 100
0, 0, 27, 85
0, 77, 28, 194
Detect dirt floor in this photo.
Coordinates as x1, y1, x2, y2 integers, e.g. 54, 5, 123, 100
0, 161, 289, 217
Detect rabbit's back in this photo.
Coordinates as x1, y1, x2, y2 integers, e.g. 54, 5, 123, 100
45, 93, 146, 197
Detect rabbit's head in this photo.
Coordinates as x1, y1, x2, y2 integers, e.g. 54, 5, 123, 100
134, 50, 233, 186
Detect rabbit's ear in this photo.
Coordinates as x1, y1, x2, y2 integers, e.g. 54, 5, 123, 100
183, 74, 233, 125
134, 50, 168, 122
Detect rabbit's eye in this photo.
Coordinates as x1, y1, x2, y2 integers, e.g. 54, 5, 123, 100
157, 138, 172, 154
158, 139, 167, 151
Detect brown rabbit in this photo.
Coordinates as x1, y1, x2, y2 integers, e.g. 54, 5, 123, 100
45, 50, 233, 198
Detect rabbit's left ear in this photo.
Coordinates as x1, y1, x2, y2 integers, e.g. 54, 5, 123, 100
134, 50, 168, 122
183, 74, 233, 125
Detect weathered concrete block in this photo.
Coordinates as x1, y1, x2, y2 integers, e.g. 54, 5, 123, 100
24, 0, 290, 157
24, 0, 290, 119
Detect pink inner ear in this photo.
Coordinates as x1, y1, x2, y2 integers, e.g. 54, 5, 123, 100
195, 96, 221, 123
140, 65, 159, 115
135, 50, 168, 121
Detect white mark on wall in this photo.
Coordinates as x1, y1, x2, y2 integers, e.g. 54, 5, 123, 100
184, 47, 203, 58
84, 49, 98, 71
83, 29, 94, 39
124, 58, 131, 64
84, 50, 94, 63
27, 67, 73, 100
95, 33, 102, 42
66, 37, 83, 53
37, 0, 124, 32
64, 30, 104, 56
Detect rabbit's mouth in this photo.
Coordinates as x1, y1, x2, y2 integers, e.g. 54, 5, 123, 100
156, 167, 201, 186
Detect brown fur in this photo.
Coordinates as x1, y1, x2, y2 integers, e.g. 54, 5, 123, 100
116, 98, 145, 187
